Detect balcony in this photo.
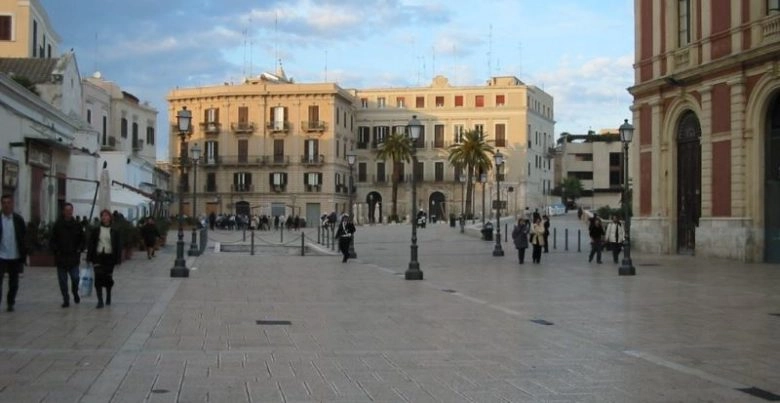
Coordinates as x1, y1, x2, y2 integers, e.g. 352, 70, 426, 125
271, 184, 287, 193
300, 154, 325, 166
200, 121, 221, 135
305, 184, 321, 193
231, 122, 256, 134
219, 155, 265, 167
266, 120, 291, 134
763, 13, 780, 43
356, 142, 368, 149
335, 184, 348, 193
301, 120, 327, 133
267, 155, 290, 166
231, 184, 254, 192
203, 184, 217, 193
101, 136, 117, 151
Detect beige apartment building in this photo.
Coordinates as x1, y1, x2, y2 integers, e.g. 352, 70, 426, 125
167, 72, 554, 225
0, 0, 58, 58
556, 130, 624, 210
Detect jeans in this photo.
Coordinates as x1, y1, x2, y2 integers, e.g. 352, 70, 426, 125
0, 259, 22, 307
517, 247, 526, 264
57, 265, 79, 302
532, 245, 542, 263
589, 240, 603, 263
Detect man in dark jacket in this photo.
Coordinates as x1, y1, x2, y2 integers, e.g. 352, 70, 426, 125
0, 194, 27, 312
50, 203, 85, 307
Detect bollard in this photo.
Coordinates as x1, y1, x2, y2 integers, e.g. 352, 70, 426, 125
250, 230, 255, 255
553, 227, 557, 250
331, 229, 335, 251
565, 228, 569, 251
505, 223, 508, 242
577, 229, 581, 252
301, 233, 305, 256
318, 226, 321, 244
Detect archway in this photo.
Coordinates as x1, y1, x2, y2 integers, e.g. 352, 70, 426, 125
428, 191, 446, 223
766, 94, 780, 262
676, 110, 701, 254
366, 192, 383, 224
235, 201, 250, 217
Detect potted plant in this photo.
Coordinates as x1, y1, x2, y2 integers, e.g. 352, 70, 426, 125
113, 217, 141, 261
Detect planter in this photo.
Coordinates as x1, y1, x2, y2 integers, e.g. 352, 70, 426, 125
28, 252, 55, 267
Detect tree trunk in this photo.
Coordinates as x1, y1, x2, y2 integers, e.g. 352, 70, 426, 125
391, 163, 400, 221
465, 166, 474, 217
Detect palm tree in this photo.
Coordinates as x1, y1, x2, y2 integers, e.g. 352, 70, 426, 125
448, 130, 494, 217
375, 131, 413, 222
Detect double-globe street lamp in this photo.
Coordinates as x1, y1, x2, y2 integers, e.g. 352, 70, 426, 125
405, 115, 423, 280
346, 153, 357, 259
618, 119, 636, 276
188, 143, 201, 256
171, 106, 192, 278
492, 150, 505, 256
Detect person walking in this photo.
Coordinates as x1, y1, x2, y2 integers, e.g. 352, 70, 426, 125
511, 218, 530, 264
604, 215, 626, 264
335, 215, 356, 263
530, 216, 546, 263
588, 217, 605, 264
50, 203, 85, 308
140, 217, 160, 259
0, 195, 26, 312
86, 209, 121, 309
542, 215, 550, 253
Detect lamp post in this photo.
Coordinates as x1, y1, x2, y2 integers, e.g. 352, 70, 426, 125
492, 150, 505, 256
405, 115, 423, 280
618, 119, 636, 276
346, 153, 357, 258
188, 143, 201, 256
171, 106, 192, 277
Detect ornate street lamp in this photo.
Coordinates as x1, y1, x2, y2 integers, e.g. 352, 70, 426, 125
619, 119, 636, 276
346, 153, 357, 258
188, 143, 201, 256
405, 115, 423, 280
492, 150, 505, 256
171, 106, 192, 278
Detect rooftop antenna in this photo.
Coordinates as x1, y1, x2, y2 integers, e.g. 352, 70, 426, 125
242, 27, 247, 78
92, 32, 100, 75
324, 50, 328, 82
487, 24, 493, 79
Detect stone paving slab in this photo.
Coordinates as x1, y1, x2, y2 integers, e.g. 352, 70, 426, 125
0, 213, 778, 402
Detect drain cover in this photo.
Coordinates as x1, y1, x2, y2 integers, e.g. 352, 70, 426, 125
441, 289, 457, 293
151, 389, 169, 394
530, 319, 554, 326
256, 320, 292, 325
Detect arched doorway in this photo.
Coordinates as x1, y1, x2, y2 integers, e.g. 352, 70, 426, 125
766, 95, 780, 262
235, 201, 250, 217
428, 191, 446, 223
366, 192, 382, 224
677, 110, 701, 254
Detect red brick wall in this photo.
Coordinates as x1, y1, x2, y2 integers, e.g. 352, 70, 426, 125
711, 84, 732, 133
711, 140, 732, 216
640, 152, 652, 216
639, 0, 654, 83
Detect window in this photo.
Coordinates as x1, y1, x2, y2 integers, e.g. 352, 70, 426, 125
237, 139, 248, 163
416, 96, 425, 108
495, 124, 506, 147
273, 139, 284, 163
238, 106, 249, 124
377, 162, 386, 183
269, 172, 286, 191
358, 162, 367, 182
474, 124, 484, 138
415, 124, 425, 148
234, 172, 252, 192
146, 127, 155, 145
373, 126, 389, 145
358, 126, 370, 148
361, 98, 368, 108
453, 124, 465, 143
678, 0, 691, 47
395, 162, 405, 183
496, 95, 505, 106
435, 96, 444, 107
336, 140, 339, 157
304, 172, 322, 190
434, 125, 444, 148
1, 15, 13, 41
205, 140, 219, 164
455, 95, 464, 107
304, 139, 319, 162
132, 122, 139, 145
271, 106, 286, 130
396, 97, 405, 108
454, 166, 463, 181
435, 162, 444, 182
120, 118, 128, 138
336, 107, 340, 125
206, 172, 217, 192
475, 95, 484, 107
415, 161, 424, 181
308, 105, 319, 128
205, 108, 219, 123
377, 97, 386, 108
86, 109, 92, 124
574, 153, 593, 162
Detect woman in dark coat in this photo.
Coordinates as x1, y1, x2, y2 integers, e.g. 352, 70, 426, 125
87, 209, 121, 308
511, 218, 530, 264
335, 215, 356, 263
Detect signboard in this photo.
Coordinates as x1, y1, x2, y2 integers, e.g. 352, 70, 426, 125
492, 200, 507, 209
2, 160, 18, 189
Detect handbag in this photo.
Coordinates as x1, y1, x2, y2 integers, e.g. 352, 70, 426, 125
79, 263, 94, 297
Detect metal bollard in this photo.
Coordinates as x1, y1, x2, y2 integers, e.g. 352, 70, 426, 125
331, 229, 335, 251
250, 230, 255, 255
318, 226, 321, 244
505, 223, 508, 242
577, 229, 581, 252
553, 227, 557, 250
565, 228, 569, 251
301, 233, 305, 256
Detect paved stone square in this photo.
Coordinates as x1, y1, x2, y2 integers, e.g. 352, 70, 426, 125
0, 212, 778, 402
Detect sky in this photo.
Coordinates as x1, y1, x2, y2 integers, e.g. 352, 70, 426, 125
40, 0, 635, 162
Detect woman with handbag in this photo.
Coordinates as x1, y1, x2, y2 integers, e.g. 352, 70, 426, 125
530, 216, 546, 263
604, 215, 626, 264
86, 209, 121, 309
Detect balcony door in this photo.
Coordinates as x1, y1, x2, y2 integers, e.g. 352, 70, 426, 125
676, 110, 701, 255
766, 94, 780, 262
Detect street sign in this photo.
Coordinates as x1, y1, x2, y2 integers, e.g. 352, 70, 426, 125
492, 200, 507, 209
